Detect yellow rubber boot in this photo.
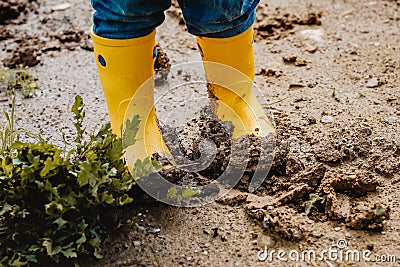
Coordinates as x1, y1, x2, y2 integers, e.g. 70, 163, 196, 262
91, 30, 169, 164
196, 27, 275, 139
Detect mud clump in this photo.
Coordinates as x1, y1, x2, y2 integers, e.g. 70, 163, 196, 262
154, 45, 170, 71
154, 105, 277, 204
0, 0, 38, 25
3, 46, 40, 68
216, 193, 248, 206
314, 144, 347, 163
318, 171, 389, 230
254, 5, 322, 40
245, 168, 389, 240
317, 171, 382, 198
370, 150, 400, 176
346, 203, 390, 231
249, 207, 313, 241
154, 44, 171, 84
55, 30, 83, 43
0, 26, 12, 40
256, 68, 283, 78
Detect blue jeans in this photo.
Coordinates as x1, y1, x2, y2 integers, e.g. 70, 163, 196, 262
91, 0, 259, 39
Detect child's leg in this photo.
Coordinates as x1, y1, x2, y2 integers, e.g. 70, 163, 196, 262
177, 0, 259, 38
90, 0, 172, 164
91, 0, 170, 39
178, 0, 275, 138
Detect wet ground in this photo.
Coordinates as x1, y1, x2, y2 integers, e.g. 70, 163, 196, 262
0, 0, 400, 266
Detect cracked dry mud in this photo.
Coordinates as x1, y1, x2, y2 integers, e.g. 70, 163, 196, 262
1, 0, 400, 266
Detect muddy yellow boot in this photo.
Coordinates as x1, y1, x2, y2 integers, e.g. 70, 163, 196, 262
91, 30, 169, 165
196, 27, 275, 139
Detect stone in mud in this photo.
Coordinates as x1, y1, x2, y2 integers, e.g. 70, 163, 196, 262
366, 77, 379, 88
346, 203, 390, 231
321, 115, 334, 123
317, 171, 382, 197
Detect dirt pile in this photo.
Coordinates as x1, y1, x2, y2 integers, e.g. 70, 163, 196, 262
254, 3, 322, 40
0, 1, 92, 68
0, 0, 38, 25
159, 107, 393, 239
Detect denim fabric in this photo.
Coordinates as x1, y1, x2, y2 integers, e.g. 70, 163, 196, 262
91, 0, 259, 39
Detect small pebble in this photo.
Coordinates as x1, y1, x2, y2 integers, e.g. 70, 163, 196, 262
133, 241, 141, 247
366, 77, 379, 88
257, 235, 276, 248
312, 231, 322, 238
212, 227, 219, 237
386, 116, 398, 123
262, 218, 270, 229
204, 243, 210, 248
148, 228, 160, 234
334, 227, 342, 232
345, 232, 352, 238
203, 229, 211, 235
203, 251, 208, 255
321, 115, 334, 123
51, 3, 71, 11
359, 127, 372, 135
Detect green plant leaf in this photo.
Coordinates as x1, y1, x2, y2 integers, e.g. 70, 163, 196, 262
182, 188, 198, 198
122, 115, 140, 148
167, 187, 178, 200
